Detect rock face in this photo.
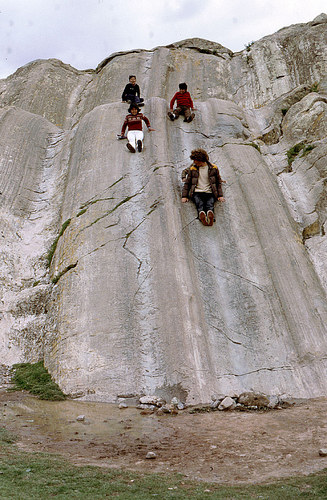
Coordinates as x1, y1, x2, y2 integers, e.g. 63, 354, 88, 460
1, 15, 327, 403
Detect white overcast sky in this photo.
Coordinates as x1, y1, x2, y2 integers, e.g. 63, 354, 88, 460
0, 0, 326, 79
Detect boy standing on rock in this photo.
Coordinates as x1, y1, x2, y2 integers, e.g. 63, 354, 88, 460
182, 148, 225, 226
168, 83, 195, 122
120, 103, 155, 153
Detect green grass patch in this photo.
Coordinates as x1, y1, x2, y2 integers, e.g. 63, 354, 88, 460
287, 142, 315, 167
76, 208, 87, 217
311, 82, 319, 92
46, 218, 71, 267
0, 427, 17, 444
246, 142, 261, 152
0, 448, 327, 499
10, 361, 66, 401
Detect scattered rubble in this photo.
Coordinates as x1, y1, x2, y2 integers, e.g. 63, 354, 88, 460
119, 391, 293, 415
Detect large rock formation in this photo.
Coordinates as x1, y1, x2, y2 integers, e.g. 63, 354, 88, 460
1, 14, 327, 403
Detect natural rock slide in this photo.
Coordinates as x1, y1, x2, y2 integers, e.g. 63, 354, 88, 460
1, 14, 327, 403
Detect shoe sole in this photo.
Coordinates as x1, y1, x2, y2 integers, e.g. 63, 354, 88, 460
207, 211, 214, 226
127, 143, 136, 153
199, 211, 208, 226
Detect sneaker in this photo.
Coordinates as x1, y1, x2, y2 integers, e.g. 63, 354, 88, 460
187, 113, 195, 123
126, 143, 136, 153
137, 140, 143, 152
207, 210, 214, 226
199, 211, 208, 226
168, 111, 175, 121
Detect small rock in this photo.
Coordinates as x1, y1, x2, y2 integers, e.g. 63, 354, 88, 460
140, 409, 154, 415
268, 395, 279, 409
139, 395, 165, 406
138, 404, 156, 411
118, 403, 128, 409
319, 449, 327, 457
238, 392, 269, 407
218, 397, 236, 411
146, 451, 157, 459
171, 397, 179, 406
177, 402, 185, 410
210, 400, 220, 409
76, 415, 85, 421
161, 404, 173, 413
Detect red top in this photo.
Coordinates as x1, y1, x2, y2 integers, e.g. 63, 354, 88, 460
121, 113, 151, 135
170, 91, 194, 109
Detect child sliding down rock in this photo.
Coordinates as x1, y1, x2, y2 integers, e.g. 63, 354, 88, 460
121, 75, 144, 106
168, 82, 196, 122
120, 103, 155, 153
182, 148, 225, 226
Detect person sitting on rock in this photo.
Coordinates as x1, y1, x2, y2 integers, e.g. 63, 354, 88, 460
122, 75, 144, 106
182, 148, 225, 226
168, 83, 195, 122
182, 166, 227, 184
120, 103, 155, 153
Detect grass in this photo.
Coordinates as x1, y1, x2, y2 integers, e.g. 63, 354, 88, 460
287, 142, 315, 167
311, 82, 319, 92
0, 447, 327, 499
0, 427, 17, 444
10, 361, 66, 401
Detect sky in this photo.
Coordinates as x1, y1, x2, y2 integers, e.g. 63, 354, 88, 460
0, 0, 326, 79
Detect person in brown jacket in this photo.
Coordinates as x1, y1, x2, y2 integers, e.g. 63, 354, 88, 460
182, 148, 225, 226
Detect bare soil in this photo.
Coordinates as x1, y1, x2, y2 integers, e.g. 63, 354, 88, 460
1, 389, 327, 484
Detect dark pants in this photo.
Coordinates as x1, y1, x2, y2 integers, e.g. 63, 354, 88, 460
193, 192, 215, 215
174, 105, 191, 119
125, 95, 144, 104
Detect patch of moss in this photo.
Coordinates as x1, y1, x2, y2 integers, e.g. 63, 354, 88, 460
311, 82, 319, 92
10, 361, 66, 401
46, 218, 71, 267
286, 143, 314, 167
302, 144, 315, 156
52, 262, 78, 284
246, 142, 261, 152
76, 208, 87, 217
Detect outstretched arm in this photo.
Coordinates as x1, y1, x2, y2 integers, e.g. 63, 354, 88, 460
170, 92, 177, 110
121, 117, 128, 136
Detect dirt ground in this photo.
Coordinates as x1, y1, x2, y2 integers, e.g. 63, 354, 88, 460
1, 388, 327, 485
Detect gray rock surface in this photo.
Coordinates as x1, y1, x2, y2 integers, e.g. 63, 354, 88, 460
1, 15, 327, 403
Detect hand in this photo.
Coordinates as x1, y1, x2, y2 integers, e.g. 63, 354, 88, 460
218, 197, 225, 202
148, 128, 155, 132
182, 198, 189, 203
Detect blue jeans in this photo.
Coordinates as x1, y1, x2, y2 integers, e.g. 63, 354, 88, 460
193, 192, 215, 215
